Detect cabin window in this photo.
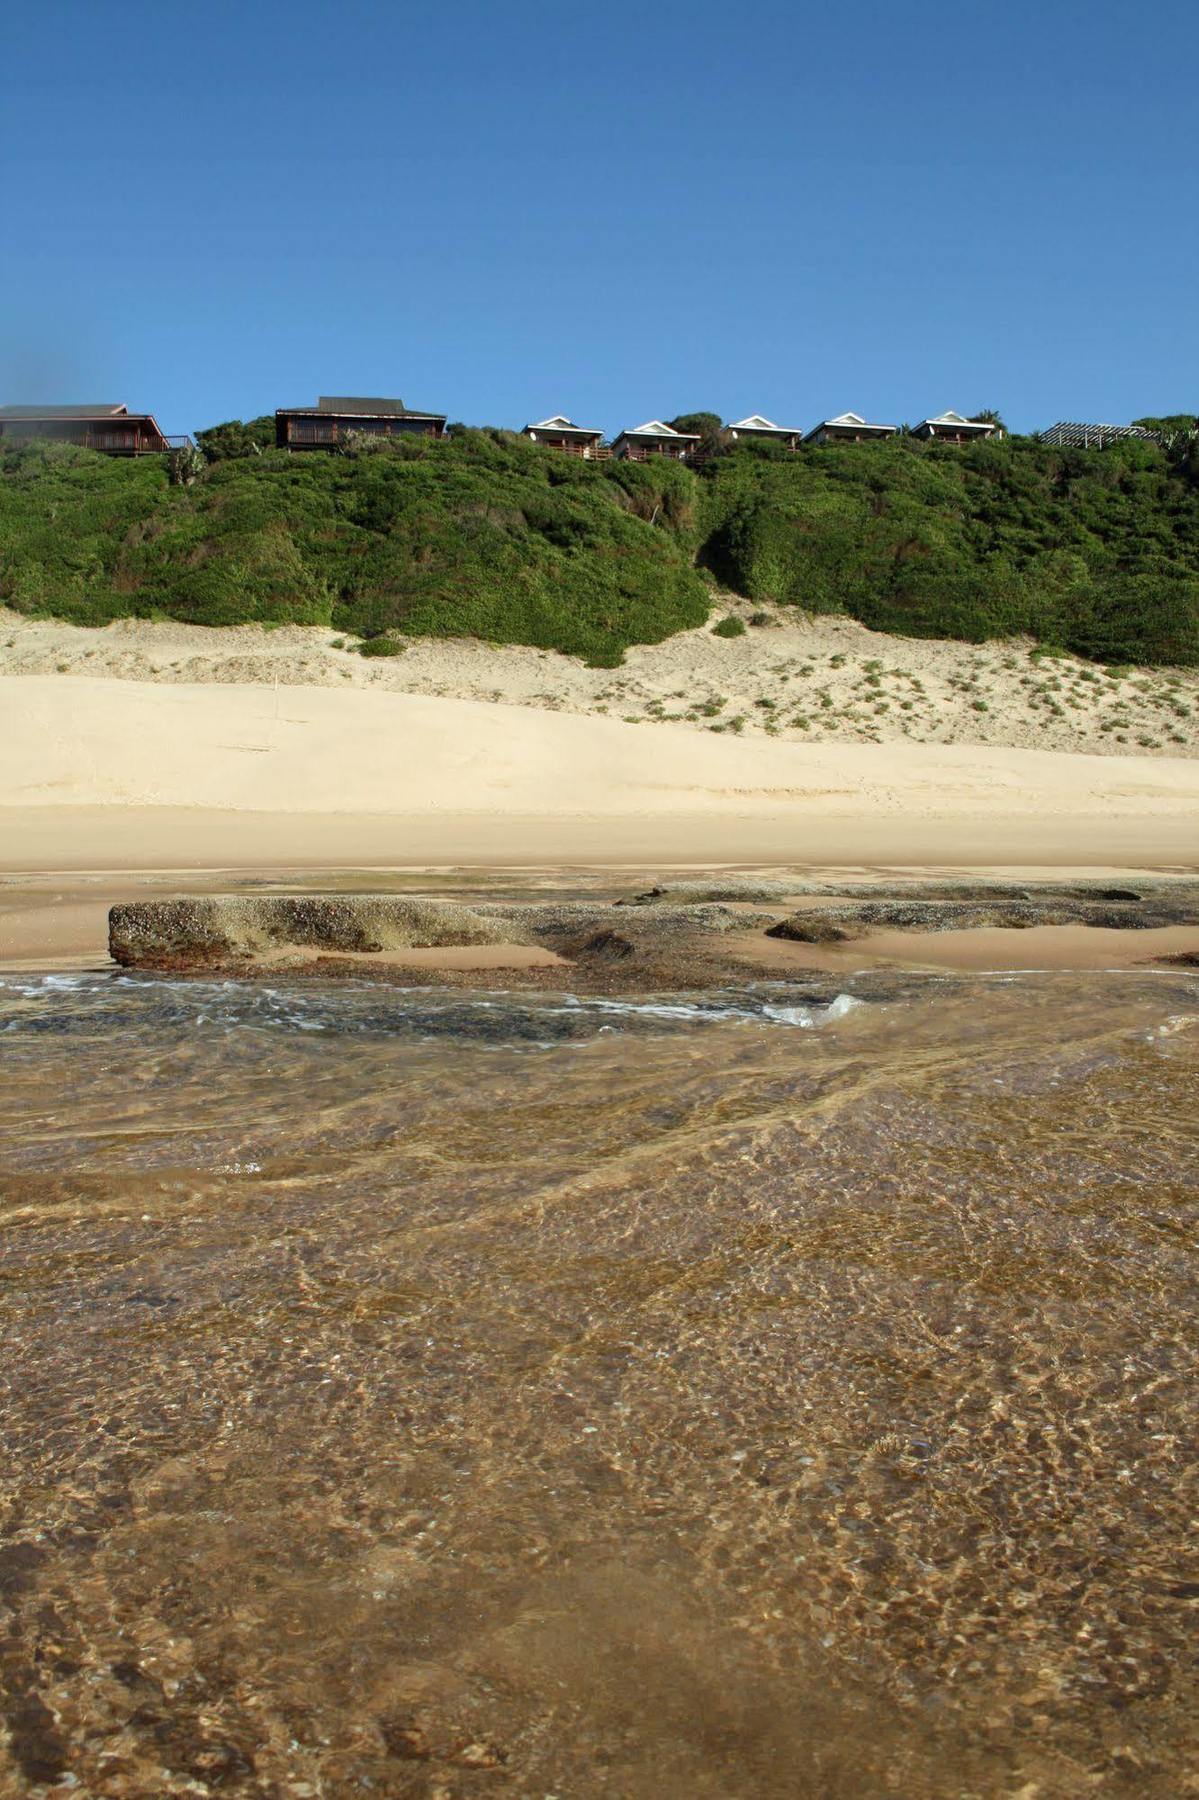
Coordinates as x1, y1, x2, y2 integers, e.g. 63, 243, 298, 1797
291, 419, 336, 444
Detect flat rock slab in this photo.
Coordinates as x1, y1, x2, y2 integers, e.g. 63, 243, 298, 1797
109, 896, 512, 968
766, 895, 1199, 941
107, 894, 782, 972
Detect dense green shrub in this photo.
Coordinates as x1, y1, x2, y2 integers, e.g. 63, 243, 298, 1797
357, 635, 405, 657
195, 416, 277, 462
0, 435, 708, 663
1133, 413, 1197, 437
712, 616, 747, 637
668, 411, 727, 454
2, 426, 1198, 666
695, 435, 1199, 664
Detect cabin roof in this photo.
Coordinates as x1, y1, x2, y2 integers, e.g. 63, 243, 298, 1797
0, 403, 131, 419
318, 395, 408, 415
278, 398, 446, 422
805, 412, 897, 433
728, 414, 799, 433
618, 420, 700, 441
524, 415, 602, 436
918, 410, 993, 429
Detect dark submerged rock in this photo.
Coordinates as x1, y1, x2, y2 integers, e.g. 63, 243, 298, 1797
766, 917, 858, 944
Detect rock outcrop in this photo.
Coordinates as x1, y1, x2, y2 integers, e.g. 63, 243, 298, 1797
109, 896, 511, 969
766, 894, 1198, 941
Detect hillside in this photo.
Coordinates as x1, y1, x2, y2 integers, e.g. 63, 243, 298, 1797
0, 433, 706, 667
1, 428, 1198, 666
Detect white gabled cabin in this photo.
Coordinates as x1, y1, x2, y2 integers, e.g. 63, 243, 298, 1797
726, 414, 802, 449
610, 420, 701, 462
911, 410, 1001, 442
521, 415, 606, 458
804, 411, 898, 446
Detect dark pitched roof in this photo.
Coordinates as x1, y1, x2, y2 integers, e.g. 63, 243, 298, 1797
0, 403, 129, 419
277, 397, 446, 422
317, 395, 408, 415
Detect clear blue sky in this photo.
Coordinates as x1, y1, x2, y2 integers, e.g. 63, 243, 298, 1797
4, 0, 1196, 439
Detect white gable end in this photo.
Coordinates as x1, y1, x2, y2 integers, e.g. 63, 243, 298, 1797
630, 420, 678, 436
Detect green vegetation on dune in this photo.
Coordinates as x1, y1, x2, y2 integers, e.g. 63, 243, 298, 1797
0, 432, 706, 665
697, 435, 1199, 666
1, 425, 1198, 666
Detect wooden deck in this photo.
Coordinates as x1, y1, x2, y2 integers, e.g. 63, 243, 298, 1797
618, 444, 696, 463
542, 441, 610, 460
83, 433, 192, 455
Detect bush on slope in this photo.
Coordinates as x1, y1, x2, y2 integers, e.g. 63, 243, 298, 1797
2, 425, 1198, 666
695, 435, 1199, 665
0, 432, 707, 665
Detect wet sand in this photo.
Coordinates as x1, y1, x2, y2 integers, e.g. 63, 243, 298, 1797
727, 921, 1199, 974
4, 800, 1199, 876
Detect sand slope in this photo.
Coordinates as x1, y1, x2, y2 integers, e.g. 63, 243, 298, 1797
3, 608, 1198, 760
2, 674, 1197, 869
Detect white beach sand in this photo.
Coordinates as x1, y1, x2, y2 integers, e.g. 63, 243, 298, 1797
2, 663, 1197, 874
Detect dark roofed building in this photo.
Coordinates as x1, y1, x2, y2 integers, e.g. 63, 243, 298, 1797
0, 403, 183, 455
275, 395, 447, 449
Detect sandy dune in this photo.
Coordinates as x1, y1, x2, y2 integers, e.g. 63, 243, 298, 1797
2, 673, 1197, 872
4, 607, 1198, 758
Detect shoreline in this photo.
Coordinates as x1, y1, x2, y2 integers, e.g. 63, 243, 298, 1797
3, 803, 1199, 874
2, 654, 1196, 970
7, 870, 1199, 981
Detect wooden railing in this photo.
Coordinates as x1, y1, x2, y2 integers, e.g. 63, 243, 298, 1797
1, 429, 192, 455
286, 422, 445, 447
530, 440, 610, 460
83, 432, 193, 454
619, 445, 696, 463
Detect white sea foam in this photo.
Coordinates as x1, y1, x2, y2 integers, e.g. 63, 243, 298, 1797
0, 970, 865, 1046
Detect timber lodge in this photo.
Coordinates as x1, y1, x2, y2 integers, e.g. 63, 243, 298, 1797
1, 395, 1166, 459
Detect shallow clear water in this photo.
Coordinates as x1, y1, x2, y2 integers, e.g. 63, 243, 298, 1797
1, 970, 1197, 1797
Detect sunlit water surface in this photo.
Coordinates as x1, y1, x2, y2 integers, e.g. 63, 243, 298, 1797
1, 970, 1197, 1798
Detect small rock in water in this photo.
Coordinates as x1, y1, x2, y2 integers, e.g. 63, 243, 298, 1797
766, 917, 857, 944
579, 929, 636, 960
380, 1719, 431, 1760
